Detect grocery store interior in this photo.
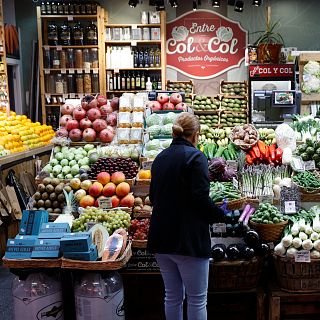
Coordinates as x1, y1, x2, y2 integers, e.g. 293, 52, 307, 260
1, 0, 320, 319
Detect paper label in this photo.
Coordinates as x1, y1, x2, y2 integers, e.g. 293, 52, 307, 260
84, 68, 90, 74
44, 69, 50, 74
285, 200, 296, 214
304, 160, 316, 171
56, 46, 62, 51
211, 223, 226, 233
295, 250, 311, 263
67, 15, 73, 21
131, 41, 137, 46
76, 69, 83, 74
259, 195, 274, 204
142, 161, 153, 170
114, 68, 119, 74
93, 68, 99, 74
69, 68, 75, 74
99, 197, 112, 210
70, 93, 75, 98
61, 68, 67, 74
292, 156, 304, 171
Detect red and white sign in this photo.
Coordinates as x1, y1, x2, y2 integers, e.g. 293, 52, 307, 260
249, 64, 295, 78
166, 10, 247, 79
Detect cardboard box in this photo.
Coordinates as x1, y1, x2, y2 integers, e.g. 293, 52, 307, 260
60, 232, 92, 252
19, 210, 49, 235
5, 238, 36, 259
31, 239, 61, 259
63, 244, 98, 261
38, 223, 71, 239
125, 248, 159, 272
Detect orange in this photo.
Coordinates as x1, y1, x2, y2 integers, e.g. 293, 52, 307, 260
138, 169, 151, 180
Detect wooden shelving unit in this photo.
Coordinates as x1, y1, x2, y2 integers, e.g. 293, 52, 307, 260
36, 6, 106, 124
104, 11, 167, 95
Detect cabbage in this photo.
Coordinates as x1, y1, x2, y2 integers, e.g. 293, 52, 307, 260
161, 139, 172, 148
147, 125, 162, 137
303, 60, 320, 76
302, 75, 320, 94
163, 112, 177, 125
144, 150, 160, 159
146, 113, 162, 127
145, 139, 161, 151
161, 123, 173, 136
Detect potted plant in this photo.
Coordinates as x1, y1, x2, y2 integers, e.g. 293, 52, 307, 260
252, 18, 284, 64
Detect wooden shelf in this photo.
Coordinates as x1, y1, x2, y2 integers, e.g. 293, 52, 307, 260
194, 110, 219, 115
105, 40, 161, 44
222, 95, 247, 99
45, 104, 62, 107
107, 90, 140, 93
40, 14, 97, 19
44, 68, 100, 72
106, 23, 161, 28
42, 45, 99, 49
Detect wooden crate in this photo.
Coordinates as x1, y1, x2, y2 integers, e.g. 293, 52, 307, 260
166, 80, 194, 96
220, 80, 248, 99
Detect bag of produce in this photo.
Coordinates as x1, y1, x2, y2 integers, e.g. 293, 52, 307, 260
275, 123, 296, 151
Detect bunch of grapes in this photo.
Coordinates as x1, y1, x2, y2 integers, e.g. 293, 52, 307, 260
72, 206, 131, 235
129, 218, 150, 240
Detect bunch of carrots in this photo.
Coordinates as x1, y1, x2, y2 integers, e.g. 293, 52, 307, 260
246, 140, 283, 166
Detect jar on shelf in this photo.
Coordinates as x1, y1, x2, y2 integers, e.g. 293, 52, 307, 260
85, 22, 98, 45
45, 74, 55, 93
86, 3, 92, 14
47, 21, 58, 46
83, 49, 91, 69
67, 74, 75, 93
59, 21, 71, 46
90, 48, 99, 68
63, 3, 69, 14
57, 2, 64, 14
66, 48, 74, 68
84, 73, 92, 93
55, 74, 64, 94
76, 74, 84, 93
81, 3, 86, 14
43, 49, 51, 69
74, 3, 81, 15
60, 50, 67, 69
91, 73, 99, 93
51, 2, 58, 15
62, 76, 68, 93
51, 49, 60, 69
74, 49, 83, 69
92, 3, 98, 14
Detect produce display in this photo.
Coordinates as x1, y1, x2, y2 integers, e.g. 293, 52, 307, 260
301, 60, 320, 94
143, 139, 172, 159
203, 143, 238, 161
209, 181, 241, 203
32, 177, 67, 214
43, 144, 97, 179
192, 95, 220, 112
196, 114, 219, 126
86, 158, 139, 180
231, 124, 259, 148
245, 142, 283, 166
208, 157, 237, 182
147, 92, 187, 111
291, 115, 320, 142
145, 112, 178, 139
295, 139, 320, 166
198, 126, 231, 145
0, 109, 54, 156
56, 94, 118, 143
220, 98, 247, 112
98, 144, 141, 162
257, 128, 276, 145
166, 80, 193, 95
250, 202, 287, 224
220, 82, 247, 97
220, 110, 247, 128
133, 196, 152, 216
72, 207, 131, 235
129, 218, 150, 240
292, 171, 320, 190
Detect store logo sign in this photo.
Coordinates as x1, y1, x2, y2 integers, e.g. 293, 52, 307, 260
166, 10, 247, 79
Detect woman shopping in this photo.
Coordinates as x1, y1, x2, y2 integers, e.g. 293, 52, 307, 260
147, 112, 225, 320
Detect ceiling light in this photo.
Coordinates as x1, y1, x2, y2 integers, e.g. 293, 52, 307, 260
128, 0, 138, 8
234, 0, 244, 12
156, 0, 165, 10
227, 0, 235, 5
212, 0, 220, 7
193, 1, 197, 11
252, 0, 263, 6
169, 0, 178, 7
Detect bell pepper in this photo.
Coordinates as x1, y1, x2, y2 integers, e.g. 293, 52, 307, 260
252, 145, 261, 159
265, 145, 269, 159
249, 148, 256, 160
269, 144, 276, 162
257, 140, 266, 158
276, 147, 283, 162
246, 154, 253, 165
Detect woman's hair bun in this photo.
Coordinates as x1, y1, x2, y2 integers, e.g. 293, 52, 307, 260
172, 124, 184, 136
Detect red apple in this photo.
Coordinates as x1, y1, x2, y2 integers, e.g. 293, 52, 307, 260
163, 102, 175, 110
83, 128, 97, 142
66, 119, 79, 131
73, 106, 87, 121
79, 195, 95, 208
157, 93, 169, 104
170, 92, 183, 105
79, 117, 92, 130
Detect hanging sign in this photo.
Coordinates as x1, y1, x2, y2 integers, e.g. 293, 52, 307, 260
249, 64, 295, 78
166, 10, 247, 79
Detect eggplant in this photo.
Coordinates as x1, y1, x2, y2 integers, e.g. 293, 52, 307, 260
243, 246, 255, 260
211, 244, 226, 261
244, 230, 260, 248
256, 243, 270, 256
226, 244, 240, 260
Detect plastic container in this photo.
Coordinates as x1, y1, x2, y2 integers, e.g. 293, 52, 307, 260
12, 272, 64, 320
74, 272, 125, 320
55, 74, 64, 94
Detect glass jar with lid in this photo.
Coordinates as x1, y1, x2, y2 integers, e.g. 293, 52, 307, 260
66, 48, 74, 68
47, 21, 58, 45
67, 74, 75, 93
60, 50, 67, 69
91, 74, 99, 93
85, 22, 98, 45
74, 49, 83, 69
44, 49, 51, 69
76, 74, 84, 93
83, 49, 91, 69
90, 48, 99, 68
59, 21, 71, 46
51, 48, 60, 69
55, 74, 64, 94
45, 74, 56, 93
84, 73, 92, 93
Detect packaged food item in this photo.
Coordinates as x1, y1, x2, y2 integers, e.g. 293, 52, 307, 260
83, 73, 92, 93
117, 128, 130, 144
118, 112, 131, 128
130, 128, 143, 143
119, 95, 132, 112
131, 112, 144, 128
133, 95, 145, 112
60, 50, 67, 69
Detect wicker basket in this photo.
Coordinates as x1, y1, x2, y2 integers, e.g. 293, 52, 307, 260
209, 257, 263, 291
2, 258, 62, 269
135, 178, 151, 186
61, 241, 132, 270
215, 197, 247, 211
292, 181, 320, 194
132, 240, 148, 249
250, 220, 288, 243
230, 124, 259, 150
132, 209, 152, 218
273, 254, 320, 292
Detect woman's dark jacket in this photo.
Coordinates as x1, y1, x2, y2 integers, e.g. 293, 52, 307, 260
147, 137, 225, 258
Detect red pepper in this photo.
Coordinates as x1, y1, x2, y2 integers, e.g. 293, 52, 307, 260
246, 154, 253, 165
249, 148, 256, 160
269, 144, 276, 162
257, 140, 266, 158
276, 147, 283, 162
265, 145, 269, 159
252, 145, 261, 159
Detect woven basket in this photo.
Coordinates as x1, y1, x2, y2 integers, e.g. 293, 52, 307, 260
61, 241, 132, 270
135, 178, 151, 186
273, 254, 320, 292
2, 258, 62, 269
132, 240, 148, 248
292, 181, 320, 194
215, 197, 247, 211
230, 124, 259, 150
132, 209, 152, 218
250, 220, 288, 243
209, 257, 264, 291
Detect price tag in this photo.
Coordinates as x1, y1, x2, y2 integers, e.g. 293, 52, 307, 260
70, 93, 75, 98
259, 195, 274, 204
76, 69, 83, 74
99, 197, 112, 210
114, 68, 120, 74
267, 242, 275, 250
292, 156, 304, 171
43, 45, 50, 51
132, 24, 138, 29
295, 250, 311, 263
142, 160, 153, 170
84, 68, 90, 74
233, 177, 239, 189
211, 223, 226, 233
304, 160, 316, 171
67, 15, 73, 21
56, 46, 62, 51
284, 201, 296, 214
317, 132, 320, 141
93, 68, 99, 74
45, 94, 51, 99
44, 69, 50, 74
226, 160, 237, 171
61, 68, 67, 74
69, 68, 75, 74
131, 41, 137, 46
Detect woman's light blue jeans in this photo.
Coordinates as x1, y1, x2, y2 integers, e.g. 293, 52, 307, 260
155, 253, 210, 320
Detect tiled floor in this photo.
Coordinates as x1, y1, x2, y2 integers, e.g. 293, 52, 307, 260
0, 265, 14, 320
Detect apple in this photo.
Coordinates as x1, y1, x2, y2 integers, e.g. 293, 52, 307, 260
70, 178, 81, 190
157, 93, 169, 104
79, 195, 95, 208
119, 194, 134, 207
80, 180, 92, 191
111, 195, 120, 208
116, 182, 130, 197
163, 102, 175, 110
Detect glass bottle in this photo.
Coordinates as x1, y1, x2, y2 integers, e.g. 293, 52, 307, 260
91, 74, 99, 93
52, 113, 58, 130
138, 48, 144, 68
63, 3, 69, 14
126, 72, 131, 90
121, 72, 126, 91
152, 76, 157, 90
48, 74, 56, 93
74, 3, 81, 15
92, 2, 98, 14
157, 75, 162, 90
113, 72, 117, 91
131, 72, 136, 90
155, 47, 161, 67
144, 48, 149, 68
63, 75, 68, 93
57, 2, 64, 14
44, 49, 51, 68
135, 70, 141, 90
47, 21, 58, 46
46, 112, 52, 126
108, 71, 113, 91
140, 71, 146, 90
146, 77, 152, 91
86, 3, 92, 14
46, 1, 52, 15
59, 21, 71, 46
133, 49, 139, 68
51, 1, 57, 14
55, 74, 64, 94
51, 48, 60, 69
68, 3, 74, 15
81, 2, 86, 14
73, 21, 84, 45
40, 2, 47, 15
85, 22, 98, 45
117, 73, 121, 91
